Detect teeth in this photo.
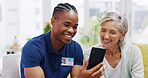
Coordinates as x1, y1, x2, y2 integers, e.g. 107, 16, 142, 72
104, 40, 111, 43
65, 35, 72, 38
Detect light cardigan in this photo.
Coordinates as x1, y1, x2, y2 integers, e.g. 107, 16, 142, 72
84, 43, 144, 78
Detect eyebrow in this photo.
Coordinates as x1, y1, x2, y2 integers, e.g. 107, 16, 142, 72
64, 21, 78, 26
64, 21, 71, 24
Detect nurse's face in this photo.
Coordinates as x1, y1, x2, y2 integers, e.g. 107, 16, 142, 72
100, 20, 125, 49
51, 11, 78, 44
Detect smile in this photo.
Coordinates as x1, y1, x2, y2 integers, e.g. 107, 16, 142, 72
104, 40, 112, 43
64, 34, 73, 38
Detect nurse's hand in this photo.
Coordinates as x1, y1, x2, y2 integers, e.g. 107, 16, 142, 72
76, 60, 105, 78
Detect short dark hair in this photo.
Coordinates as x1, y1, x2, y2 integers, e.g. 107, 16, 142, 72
52, 3, 78, 18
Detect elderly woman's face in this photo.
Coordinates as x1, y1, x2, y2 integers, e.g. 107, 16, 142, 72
100, 20, 125, 49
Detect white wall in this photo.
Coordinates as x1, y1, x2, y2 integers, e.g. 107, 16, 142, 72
0, 0, 44, 50
43, 0, 51, 23
5, 0, 20, 48
19, 0, 43, 47
0, 0, 6, 50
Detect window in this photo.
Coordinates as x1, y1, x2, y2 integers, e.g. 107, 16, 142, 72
89, 0, 120, 19
79, 0, 120, 49
132, 0, 148, 44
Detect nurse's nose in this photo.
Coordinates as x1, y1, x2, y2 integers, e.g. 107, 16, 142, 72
68, 27, 74, 33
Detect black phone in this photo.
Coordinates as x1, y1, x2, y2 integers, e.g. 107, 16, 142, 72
87, 47, 106, 70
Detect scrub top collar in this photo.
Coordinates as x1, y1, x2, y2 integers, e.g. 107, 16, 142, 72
45, 31, 65, 55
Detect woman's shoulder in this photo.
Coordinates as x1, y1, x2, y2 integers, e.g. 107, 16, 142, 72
121, 43, 142, 56
123, 43, 141, 50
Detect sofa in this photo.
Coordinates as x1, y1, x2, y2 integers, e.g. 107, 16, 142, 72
137, 44, 148, 78
1, 44, 148, 78
2, 54, 21, 78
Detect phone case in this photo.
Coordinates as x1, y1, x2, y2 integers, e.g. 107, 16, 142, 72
87, 47, 106, 70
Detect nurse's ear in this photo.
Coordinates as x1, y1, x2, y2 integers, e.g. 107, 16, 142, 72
51, 18, 56, 27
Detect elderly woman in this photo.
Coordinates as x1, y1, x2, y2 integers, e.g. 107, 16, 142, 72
84, 12, 144, 78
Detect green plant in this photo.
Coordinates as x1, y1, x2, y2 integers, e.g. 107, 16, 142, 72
43, 23, 52, 33
78, 13, 105, 49
27, 37, 32, 41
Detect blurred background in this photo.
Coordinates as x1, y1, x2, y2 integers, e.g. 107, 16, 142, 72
0, 0, 148, 78
0, 0, 148, 50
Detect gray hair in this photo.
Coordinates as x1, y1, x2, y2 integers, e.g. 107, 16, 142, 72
100, 12, 128, 47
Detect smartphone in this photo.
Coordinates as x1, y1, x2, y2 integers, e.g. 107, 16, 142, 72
87, 47, 106, 70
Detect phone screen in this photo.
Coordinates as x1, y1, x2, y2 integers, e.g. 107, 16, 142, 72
87, 47, 106, 70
